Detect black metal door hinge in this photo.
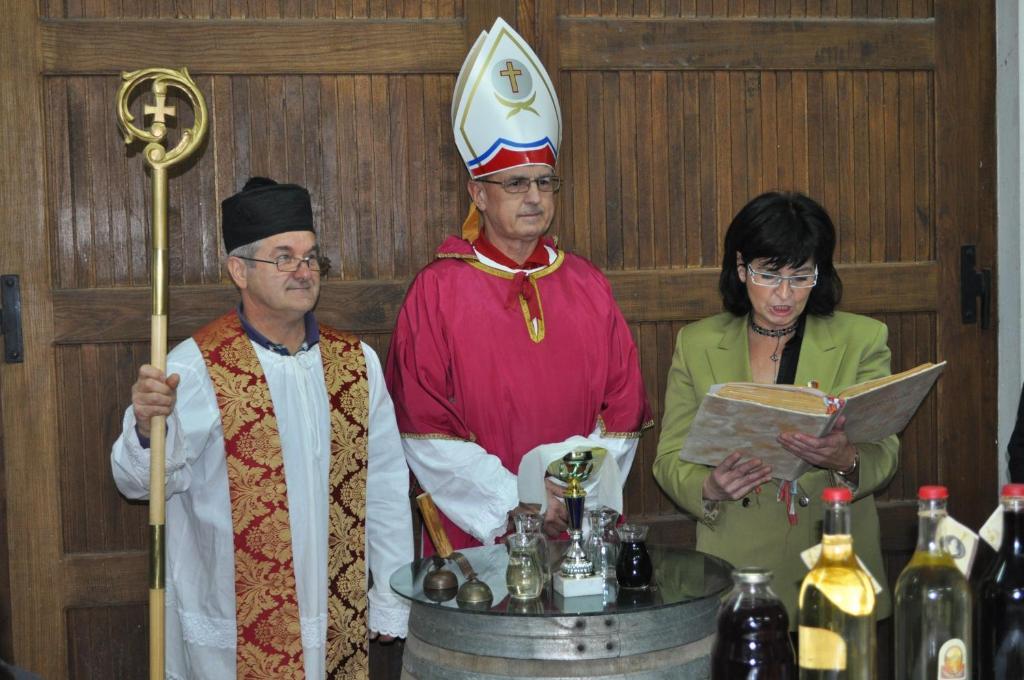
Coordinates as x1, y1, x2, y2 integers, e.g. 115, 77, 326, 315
961, 245, 991, 329
0, 275, 24, 363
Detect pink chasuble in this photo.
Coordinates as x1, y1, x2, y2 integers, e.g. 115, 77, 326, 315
385, 236, 652, 552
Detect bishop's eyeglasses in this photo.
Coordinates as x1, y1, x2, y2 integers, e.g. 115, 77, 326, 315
746, 264, 818, 289
234, 253, 330, 273
475, 175, 562, 194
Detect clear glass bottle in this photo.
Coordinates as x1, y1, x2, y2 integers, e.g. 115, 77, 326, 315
505, 532, 542, 600
712, 567, 796, 680
894, 485, 970, 680
586, 506, 619, 578
514, 511, 549, 586
977, 483, 1024, 679
798, 487, 876, 679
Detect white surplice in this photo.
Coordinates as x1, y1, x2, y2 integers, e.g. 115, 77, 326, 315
111, 337, 412, 680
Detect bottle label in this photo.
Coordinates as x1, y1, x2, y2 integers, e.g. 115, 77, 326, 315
937, 638, 967, 679
936, 515, 978, 577
979, 505, 1002, 550
800, 543, 883, 595
798, 626, 846, 669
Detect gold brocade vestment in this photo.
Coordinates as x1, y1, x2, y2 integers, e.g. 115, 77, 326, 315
195, 312, 369, 679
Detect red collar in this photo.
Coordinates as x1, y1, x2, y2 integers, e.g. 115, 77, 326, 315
474, 230, 549, 270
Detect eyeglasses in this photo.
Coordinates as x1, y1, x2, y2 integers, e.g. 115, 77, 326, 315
746, 264, 818, 289
475, 175, 562, 194
235, 254, 329, 273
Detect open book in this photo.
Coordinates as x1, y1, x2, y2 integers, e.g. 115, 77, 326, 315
679, 361, 946, 481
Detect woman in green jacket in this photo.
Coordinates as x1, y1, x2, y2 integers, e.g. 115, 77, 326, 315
653, 191, 898, 626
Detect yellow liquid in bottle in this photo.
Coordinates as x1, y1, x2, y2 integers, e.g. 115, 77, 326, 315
798, 534, 876, 679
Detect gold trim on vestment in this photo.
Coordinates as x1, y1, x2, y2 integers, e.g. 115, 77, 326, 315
465, 251, 564, 343
596, 415, 656, 440
401, 432, 478, 443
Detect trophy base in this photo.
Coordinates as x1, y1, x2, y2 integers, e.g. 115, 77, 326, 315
553, 572, 605, 597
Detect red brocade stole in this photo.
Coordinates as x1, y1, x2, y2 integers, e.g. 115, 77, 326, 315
195, 312, 369, 679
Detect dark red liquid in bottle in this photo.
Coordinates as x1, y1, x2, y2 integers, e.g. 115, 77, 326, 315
711, 600, 795, 680
616, 540, 653, 589
977, 496, 1024, 680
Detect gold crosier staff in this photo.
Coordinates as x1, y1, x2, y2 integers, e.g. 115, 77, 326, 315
115, 68, 208, 680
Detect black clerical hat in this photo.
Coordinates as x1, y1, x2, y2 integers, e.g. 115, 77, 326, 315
221, 177, 314, 253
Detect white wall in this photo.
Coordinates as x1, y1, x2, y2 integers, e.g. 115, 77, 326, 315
997, 0, 1022, 487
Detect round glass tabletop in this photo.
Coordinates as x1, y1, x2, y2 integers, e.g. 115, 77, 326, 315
390, 542, 733, 617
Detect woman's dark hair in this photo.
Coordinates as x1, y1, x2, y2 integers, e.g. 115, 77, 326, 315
719, 191, 843, 317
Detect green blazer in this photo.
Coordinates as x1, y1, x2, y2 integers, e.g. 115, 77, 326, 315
652, 311, 899, 626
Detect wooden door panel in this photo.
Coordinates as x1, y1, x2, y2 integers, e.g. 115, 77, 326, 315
0, 2, 995, 678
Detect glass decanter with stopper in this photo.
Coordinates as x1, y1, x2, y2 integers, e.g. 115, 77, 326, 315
514, 511, 550, 586
893, 485, 970, 680
712, 567, 796, 679
798, 486, 876, 679
505, 532, 543, 600
977, 483, 1024, 678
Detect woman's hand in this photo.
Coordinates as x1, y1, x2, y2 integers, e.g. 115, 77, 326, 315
778, 415, 858, 472
702, 451, 773, 501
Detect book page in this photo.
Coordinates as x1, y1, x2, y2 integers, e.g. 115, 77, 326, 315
839, 362, 946, 443
716, 382, 829, 414
679, 391, 839, 481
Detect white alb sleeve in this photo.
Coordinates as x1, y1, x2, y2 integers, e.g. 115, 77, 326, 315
363, 344, 413, 638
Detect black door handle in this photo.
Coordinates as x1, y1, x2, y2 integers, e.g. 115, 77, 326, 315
961, 245, 991, 329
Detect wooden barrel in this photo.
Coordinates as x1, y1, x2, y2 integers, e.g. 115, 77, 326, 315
401, 590, 718, 679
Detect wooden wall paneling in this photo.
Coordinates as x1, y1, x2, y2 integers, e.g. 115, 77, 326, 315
567, 72, 590, 254
558, 17, 934, 71
634, 69, 654, 266
650, 72, 671, 268
819, 72, 840, 234
760, 71, 779, 194
374, 73, 396, 279
698, 71, 718, 265
389, 76, 410, 276
853, 71, 872, 260
46, 77, 75, 290
50, 262, 939, 345
680, 72, 701, 264
420, 73, 443, 267
619, 71, 639, 271
317, 75, 342, 273
0, 376, 10, 662
934, 0, 997, 530
66, 605, 147, 680
776, 71, 795, 192
879, 71, 897, 260
41, 20, 468, 75
0, 1, 65, 675
59, 344, 148, 555
726, 72, 748, 224
603, 71, 623, 270
586, 72, 608, 265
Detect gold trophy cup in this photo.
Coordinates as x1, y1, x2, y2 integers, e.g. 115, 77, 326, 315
549, 449, 607, 597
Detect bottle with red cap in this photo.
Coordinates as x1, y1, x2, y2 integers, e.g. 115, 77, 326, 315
977, 483, 1024, 678
798, 487, 876, 679
894, 485, 970, 679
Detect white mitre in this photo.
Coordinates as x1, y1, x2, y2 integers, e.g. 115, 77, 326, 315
451, 17, 562, 178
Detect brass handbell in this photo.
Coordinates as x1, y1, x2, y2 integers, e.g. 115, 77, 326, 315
415, 493, 493, 609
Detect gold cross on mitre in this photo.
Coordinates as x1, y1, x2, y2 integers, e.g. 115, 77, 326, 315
499, 60, 523, 94
144, 91, 176, 124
